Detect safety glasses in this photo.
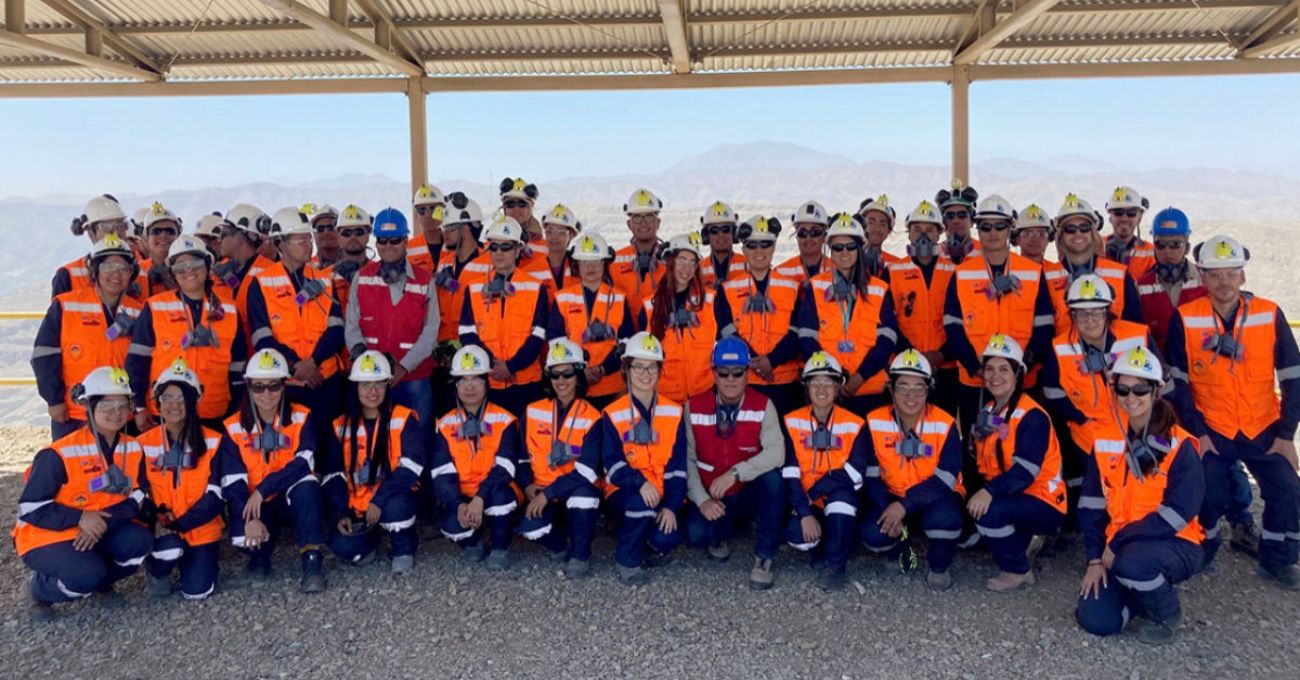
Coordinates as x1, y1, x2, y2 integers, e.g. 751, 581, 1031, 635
1154, 239, 1185, 251
1109, 208, 1141, 218
486, 242, 517, 253
98, 262, 132, 275
170, 260, 207, 276
415, 205, 440, 216
375, 237, 405, 246
312, 224, 336, 234
248, 382, 284, 394
829, 242, 861, 253
1113, 383, 1154, 398
503, 200, 529, 209
546, 368, 579, 380
714, 368, 747, 379
219, 226, 242, 239
1060, 224, 1094, 235
796, 228, 826, 239
704, 225, 734, 237
339, 228, 368, 239
743, 240, 774, 250
977, 221, 1012, 233
148, 227, 179, 238
629, 214, 658, 224
942, 210, 971, 221
95, 399, 132, 414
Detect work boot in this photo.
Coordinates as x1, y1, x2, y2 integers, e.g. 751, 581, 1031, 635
247, 553, 272, 581
564, 558, 591, 580
1136, 612, 1182, 646
27, 577, 54, 623
1230, 522, 1261, 557
485, 550, 510, 571
1026, 535, 1047, 564
817, 569, 845, 592
986, 571, 1035, 593
390, 555, 414, 575
95, 585, 125, 609
645, 551, 675, 569
926, 570, 953, 592
707, 541, 731, 562
1258, 564, 1300, 590
549, 548, 569, 564
749, 557, 775, 591
354, 550, 376, 567
145, 573, 175, 598
460, 542, 487, 564
299, 550, 326, 593
617, 564, 649, 586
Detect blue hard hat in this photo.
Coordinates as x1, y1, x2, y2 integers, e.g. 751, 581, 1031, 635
373, 207, 409, 238
1150, 207, 1190, 238
711, 337, 751, 368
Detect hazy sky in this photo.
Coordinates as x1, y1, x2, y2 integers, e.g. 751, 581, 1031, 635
3, 72, 1298, 199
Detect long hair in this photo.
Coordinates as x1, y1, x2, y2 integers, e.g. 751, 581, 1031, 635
831, 243, 873, 301
650, 251, 705, 338
238, 383, 292, 432
542, 365, 589, 402
341, 382, 395, 481
157, 382, 208, 457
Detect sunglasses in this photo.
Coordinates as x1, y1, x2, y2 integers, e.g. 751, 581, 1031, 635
148, 227, 179, 238
98, 262, 133, 274
796, 228, 826, 239
1113, 383, 1155, 397
248, 382, 284, 394
714, 368, 747, 379
415, 205, 440, 216
1061, 224, 1094, 235
1154, 239, 1185, 251
743, 240, 774, 250
943, 210, 971, 221
375, 237, 405, 246
829, 242, 861, 253
503, 200, 529, 209
547, 368, 579, 380
704, 225, 734, 236
220, 226, 242, 238
339, 228, 368, 239
487, 242, 517, 253
170, 260, 207, 275
1109, 208, 1141, 218
282, 235, 313, 247
977, 221, 1012, 232
312, 224, 336, 233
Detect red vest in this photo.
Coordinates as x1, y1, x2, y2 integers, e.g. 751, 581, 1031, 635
354, 261, 435, 381
687, 388, 769, 496
1136, 268, 1207, 352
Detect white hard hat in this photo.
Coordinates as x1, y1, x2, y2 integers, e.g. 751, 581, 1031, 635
1106, 186, 1148, 212
349, 350, 393, 382
337, 204, 372, 229
662, 232, 704, 260
245, 349, 291, 380
542, 203, 580, 232
443, 195, 484, 227
194, 213, 224, 238
88, 233, 136, 265
545, 338, 586, 369
269, 207, 312, 238
1055, 193, 1101, 226
1066, 274, 1115, 309
739, 215, 780, 243
975, 194, 1016, 221
413, 183, 445, 207
1111, 346, 1164, 383
167, 235, 214, 267
792, 200, 829, 227
499, 177, 538, 203
888, 349, 934, 383
825, 212, 865, 242
224, 203, 270, 236
143, 201, 182, 230
905, 200, 943, 227
302, 203, 338, 225
82, 195, 127, 227
701, 201, 738, 227
982, 334, 1025, 370
78, 366, 133, 401
623, 332, 665, 363
568, 232, 613, 262
480, 214, 525, 243
154, 358, 203, 397
801, 351, 846, 383
624, 188, 663, 215
1195, 235, 1249, 270
132, 207, 149, 229
859, 194, 896, 224
449, 345, 492, 377
1017, 204, 1052, 230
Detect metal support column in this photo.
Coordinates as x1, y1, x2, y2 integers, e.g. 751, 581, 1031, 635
407, 77, 428, 196
950, 64, 970, 183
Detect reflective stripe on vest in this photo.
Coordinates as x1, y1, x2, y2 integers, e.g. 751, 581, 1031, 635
355, 262, 435, 381
722, 274, 801, 385
436, 404, 516, 498
953, 253, 1043, 386
687, 388, 768, 494
331, 405, 413, 514
56, 288, 142, 421
224, 405, 311, 496
644, 293, 719, 402
807, 271, 890, 395
145, 290, 239, 420
140, 427, 225, 546
254, 261, 341, 379
1092, 422, 1204, 546
867, 404, 961, 498
1179, 296, 1281, 439
783, 405, 863, 503
467, 271, 545, 387
886, 259, 954, 354
555, 283, 627, 397
1052, 320, 1150, 453
604, 395, 682, 496
974, 399, 1066, 513
524, 398, 601, 489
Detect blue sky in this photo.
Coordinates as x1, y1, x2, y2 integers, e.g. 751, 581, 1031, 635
2, 73, 1297, 199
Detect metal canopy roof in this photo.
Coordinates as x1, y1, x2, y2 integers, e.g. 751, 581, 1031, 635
1, 0, 1299, 94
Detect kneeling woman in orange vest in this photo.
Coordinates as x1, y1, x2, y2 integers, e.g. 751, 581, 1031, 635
782, 352, 869, 592
859, 350, 964, 592
138, 360, 243, 600
593, 332, 688, 586
16, 367, 152, 621
966, 336, 1066, 592
430, 345, 522, 570
517, 339, 603, 579
642, 233, 719, 402
224, 349, 328, 593
322, 351, 425, 574
1076, 347, 1204, 645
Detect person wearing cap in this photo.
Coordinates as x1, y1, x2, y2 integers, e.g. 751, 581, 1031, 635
611, 188, 667, 316
775, 200, 831, 285
431, 192, 490, 377
223, 348, 327, 592
782, 351, 869, 592
1166, 235, 1300, 588
517, 339, 603, 579
684, 337, 785, 589
15, 366, 152, 621
459, 215, 552, 419
859, 350, 964, 591
547, 232, 636, 410
934, 179, 981, 265
192, 213, 224, 260
1052, 193, 1143, 327
643, 232, 720, 403
407, 183, 447, 273
967, 335, 1066, 592
796, 212, 900, 414
244, 207, 346, 441
430, 345, 522, 570
126, 235, 246, 432
699, 201, 746, 291
589, 332, 687, 586
137, 359, 243, 600
322, 351, 425, 574
54, 195, 133, 298
542, 203, 581, 290
303, 203, 341, 269
1076, 347, 1204, 645
344, 208, 439, 429
858, 194, 904, 278
33, 234, 144, 439
1103, 186, 1155, 280
715, 216, 803, 414
327, 204, 375, 309
887, 200, 957, 415
140, 202, 183, 298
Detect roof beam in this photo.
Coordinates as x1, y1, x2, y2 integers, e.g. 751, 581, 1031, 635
253, 0, 423, 76
355, 0, 423, 67
6, 0, 24, 35
1236, 0, 1300, 56
0, 28, 162, 80
954, 0, 1061, 64
40, 0, 166, 76
657, 0, 691, 73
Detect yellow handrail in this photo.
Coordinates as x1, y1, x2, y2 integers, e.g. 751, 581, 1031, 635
0, 311, 44, 320
0, 377, 35, 386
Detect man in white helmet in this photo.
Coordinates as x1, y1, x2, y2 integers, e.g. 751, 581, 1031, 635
499, 177, 542, 243
1103, 186, 1155, 280
407, 183, 446, 273
857, 194, 905, 278
217, 203, 272, 294
302, 203, 341, 269
611, 187, 667, 315
887, 200, 956, 415
1166, 235, 1300, 588
1052, 193, 1143, 328
541, 203, 581, 289
934, 179, 981, 265
139, 202, 182, 298
775, 200, 831, 285
192, 212, 224, 260
699, 201, 746, 291
326, 204, 375, 308
53, 194, 132, 298
430, 193, 489, 384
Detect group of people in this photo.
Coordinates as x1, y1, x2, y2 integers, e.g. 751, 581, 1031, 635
16, 179, 1299, 646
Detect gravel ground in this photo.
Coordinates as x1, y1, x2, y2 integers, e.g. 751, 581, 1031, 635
2, 424, 1298, 680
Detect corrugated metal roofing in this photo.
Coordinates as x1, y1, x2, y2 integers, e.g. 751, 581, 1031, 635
0, 0, 1297, 84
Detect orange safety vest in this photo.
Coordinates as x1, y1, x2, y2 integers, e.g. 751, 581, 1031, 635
974, 397, 1066, 513
554, 282, 628, 398
435, 403, 517, 497
1092, 422, 1204, 546
806, 271, 890, 396
1039, 260, 1071, 336
55, 256, 92, 296
234, 255, 275, 340
1052, 320, 1150, 454
610, 244, 664, 319
331, 405, 415, 515
1050, 256, 1130, 330
143, 289, 240, 420
1106, 236, 1156, 281
466, 269, 546, 388
53, 288, 143, 421
886, 258, 954, 354
774, 254, 830, 287
783, 405, 864, 503
524, 398, 601, 488
721, 271, 802, 385
603, 394, 682, 496
644, 291, 718, 402
952, 253, 1043, 386
406, 233, 435, 273
700, 251, 747, 290
1179, 295, 1283, 440
252, 261, 341, 380
866, 404, 963, 498
139, 426, 225, 546
432, 249, 489, 345
224, 404, 311, 497
13, 427, 144, 556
